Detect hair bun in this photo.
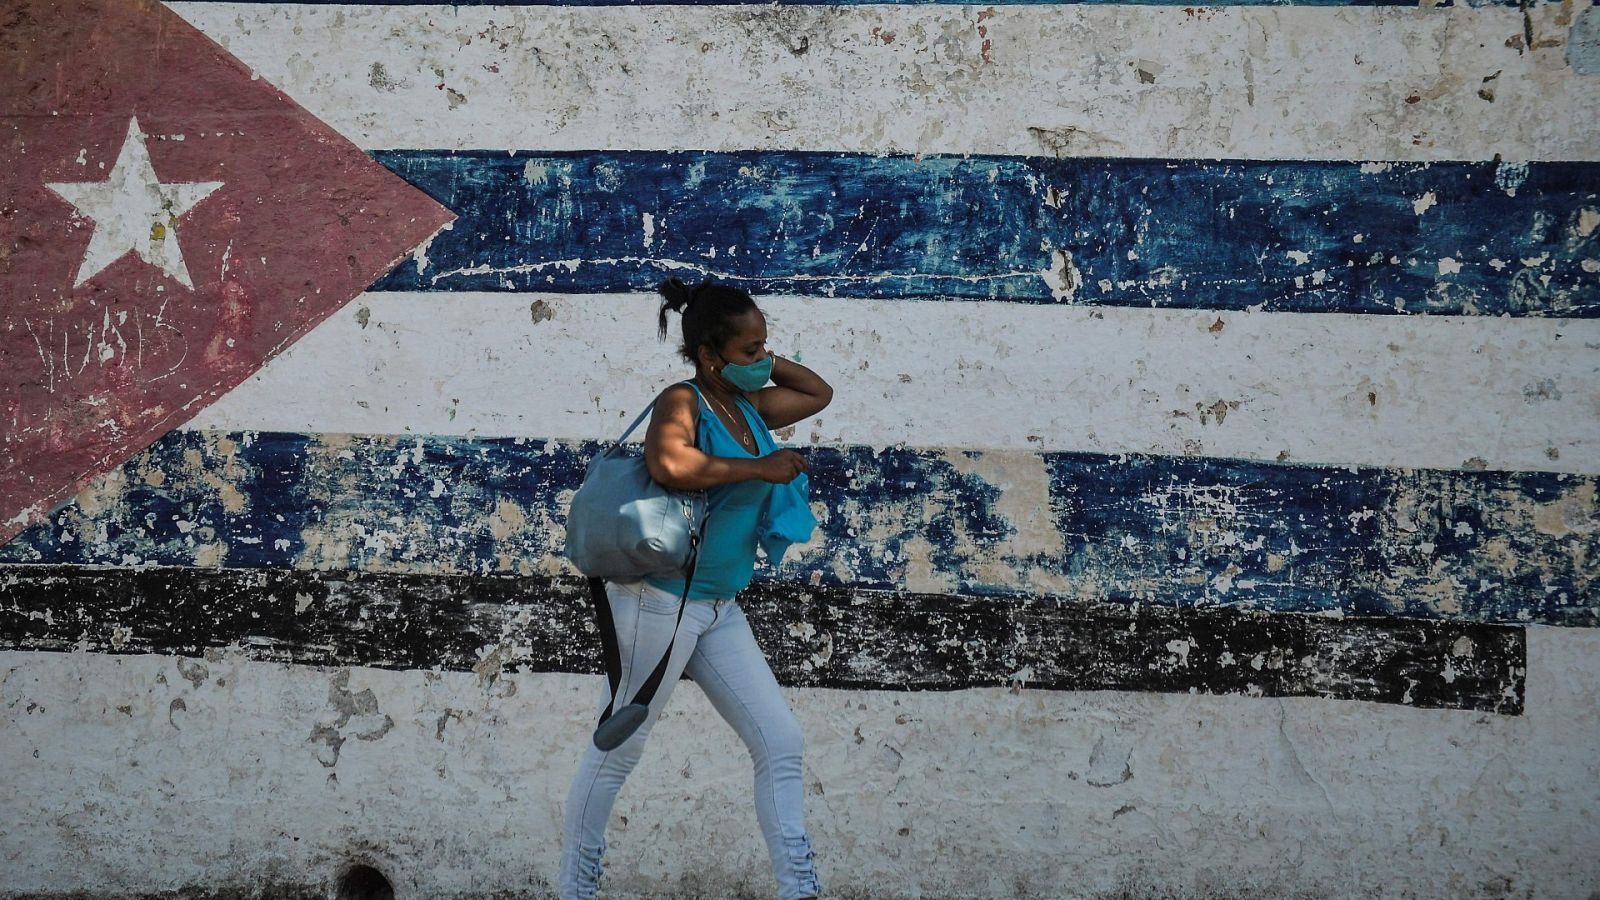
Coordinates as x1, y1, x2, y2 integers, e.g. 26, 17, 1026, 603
655, 278, 760, 360
657, 277, 695, 313
656, 277, 698, 340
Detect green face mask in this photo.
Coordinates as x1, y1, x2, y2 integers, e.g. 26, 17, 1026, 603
717, 353, 773, 392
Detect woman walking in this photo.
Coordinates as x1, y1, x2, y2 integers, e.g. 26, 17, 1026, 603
558, 278, 832, 900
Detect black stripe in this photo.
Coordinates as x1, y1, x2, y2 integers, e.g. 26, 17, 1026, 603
0, 565, 1524, 714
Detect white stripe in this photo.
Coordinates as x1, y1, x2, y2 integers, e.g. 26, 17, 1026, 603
165, 2, 1599, 161
184, 291, 1600, 474
4, 630, 1597, 894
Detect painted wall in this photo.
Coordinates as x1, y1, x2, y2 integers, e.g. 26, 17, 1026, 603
2, 0, 1598, 897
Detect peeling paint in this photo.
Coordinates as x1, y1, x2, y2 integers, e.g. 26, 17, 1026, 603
5, 0, 1599, 897
159, 1, 1600, 167
0, 0, 457, 544
369, 150, 1600, 316
0, 564, 1527, 713
4, 430, 1594, 626
1569, 5, 1600, 74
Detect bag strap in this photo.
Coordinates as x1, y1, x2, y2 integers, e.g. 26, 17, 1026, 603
610, 380, 698, 446
611, 403, 656, 446
591, 534, 702, 733
629, 539, 700, 706
589, 574, 623, 716
591, 381, 709, 740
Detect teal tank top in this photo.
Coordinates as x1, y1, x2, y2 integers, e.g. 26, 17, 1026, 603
644, 384, 774, 602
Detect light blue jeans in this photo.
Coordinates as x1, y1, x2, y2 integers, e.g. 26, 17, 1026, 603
558, 579, 822, 900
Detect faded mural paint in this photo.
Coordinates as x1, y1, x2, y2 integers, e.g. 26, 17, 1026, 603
1572, 5, 1600, 74
0, 0, 455, 542
185, 293, 1600, 475
1, 636, 1597, 897
0, 565, 1529, 712
373, 150, 1600, 315
169, 3, 1600, 162
5, 430, 1595, 627
4, 0, 1600, 896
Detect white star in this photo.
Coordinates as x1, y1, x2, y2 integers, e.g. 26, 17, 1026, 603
46, 116, 223, 289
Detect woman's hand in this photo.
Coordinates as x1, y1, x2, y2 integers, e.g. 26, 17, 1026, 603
750, 355, 833, 430
757, 449, 809, 484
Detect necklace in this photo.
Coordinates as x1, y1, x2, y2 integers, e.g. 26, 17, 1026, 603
701, 386, 757, 451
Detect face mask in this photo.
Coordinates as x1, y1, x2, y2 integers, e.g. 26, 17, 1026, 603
717, 353, 773, 392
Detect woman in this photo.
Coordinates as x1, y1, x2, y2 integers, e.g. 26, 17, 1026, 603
558, 278, 833, 900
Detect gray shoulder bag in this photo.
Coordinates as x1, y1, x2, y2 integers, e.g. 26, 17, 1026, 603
564, 384, 710, 750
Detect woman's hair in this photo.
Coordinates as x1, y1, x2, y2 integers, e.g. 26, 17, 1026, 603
657, 277, 760, 364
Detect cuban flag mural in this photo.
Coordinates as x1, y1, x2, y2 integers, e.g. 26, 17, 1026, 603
1, 0, 1597, 895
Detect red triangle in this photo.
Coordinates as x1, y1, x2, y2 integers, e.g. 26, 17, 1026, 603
0, 0, 456, 542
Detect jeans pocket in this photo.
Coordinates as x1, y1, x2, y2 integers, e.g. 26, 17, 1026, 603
637, 583, 684, 616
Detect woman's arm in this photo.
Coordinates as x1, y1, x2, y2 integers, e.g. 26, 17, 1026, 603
644, 384, 808, 490
748, 356, 833, 430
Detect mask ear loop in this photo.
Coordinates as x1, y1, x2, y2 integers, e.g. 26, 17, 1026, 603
708, 349, 734, 388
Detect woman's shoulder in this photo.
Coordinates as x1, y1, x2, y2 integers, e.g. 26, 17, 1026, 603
651, 381, 702, 422
657, 381, 699, 406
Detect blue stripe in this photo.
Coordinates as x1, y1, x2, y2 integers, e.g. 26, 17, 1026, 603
372, 150, 1599, 317
7, 430, 1594, 626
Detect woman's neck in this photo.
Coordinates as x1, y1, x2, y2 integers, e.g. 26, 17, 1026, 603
691, 369, 740, 406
